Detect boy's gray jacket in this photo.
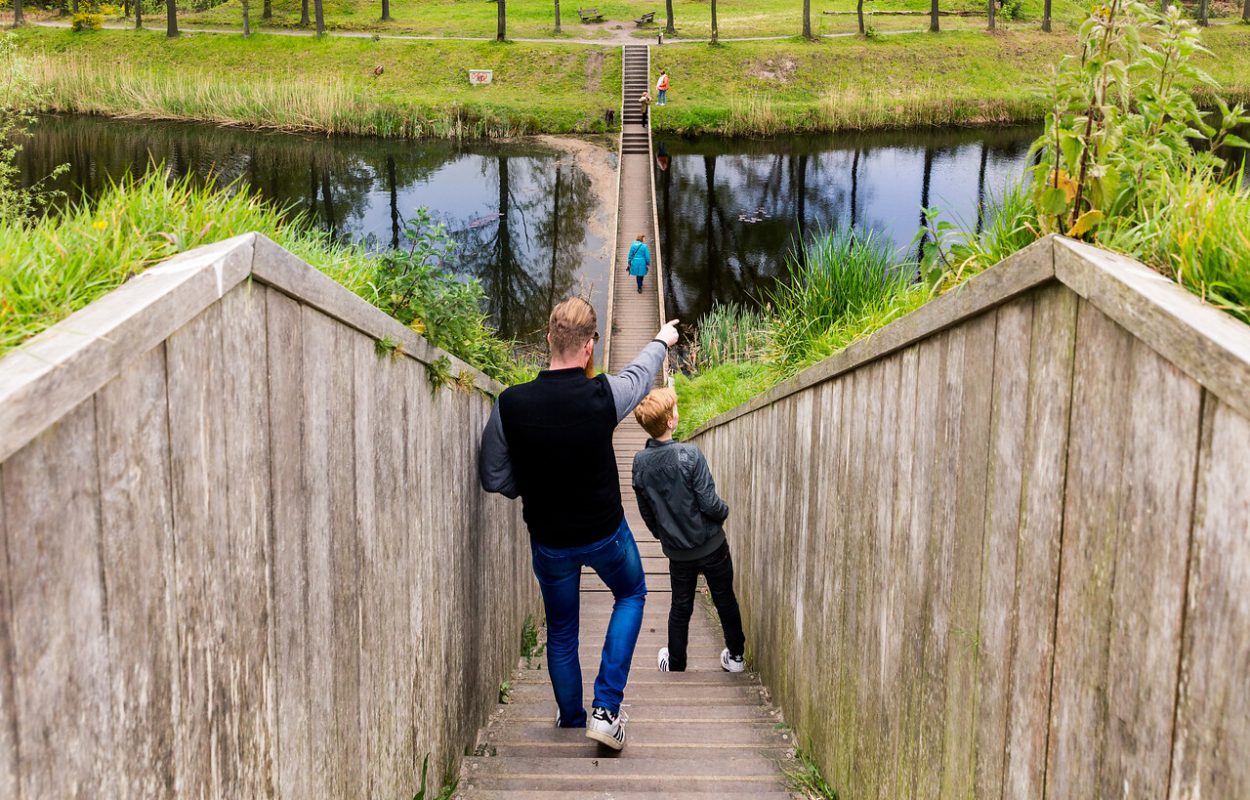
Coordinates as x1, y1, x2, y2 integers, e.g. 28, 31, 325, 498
631, 440, 729, 562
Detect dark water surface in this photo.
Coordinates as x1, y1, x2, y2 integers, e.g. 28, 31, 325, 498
653, 126, 1040, 326
21, 114, 616, 353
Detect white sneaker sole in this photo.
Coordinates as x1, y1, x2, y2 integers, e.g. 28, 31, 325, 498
586, 727, 625, 750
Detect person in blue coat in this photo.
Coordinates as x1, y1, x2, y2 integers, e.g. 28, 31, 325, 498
627, 234, 651, 294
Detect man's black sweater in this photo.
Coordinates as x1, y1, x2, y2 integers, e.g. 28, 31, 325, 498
479, 341, 668, 549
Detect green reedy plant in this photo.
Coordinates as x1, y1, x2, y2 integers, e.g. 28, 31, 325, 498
688, 302, 772, 373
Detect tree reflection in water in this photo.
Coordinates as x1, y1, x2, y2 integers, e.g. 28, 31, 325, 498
20, 115, 610, 352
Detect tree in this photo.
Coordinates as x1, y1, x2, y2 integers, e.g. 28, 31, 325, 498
710, 0, 718, 43
314, 0, 324, 35
135, 0, 141, 29
263, 0, 270, 20
930, 0, 939, 31
1042, 0, 1052, 31
553, 0, 560, 32
1244, 0, 1249, 24
802, 0, 812, 38
300, 0, 309, 27
665, 0, 674, 34
988, 0, 995, 30
166, 0, 178, 37
381, 0, 390, 22
857, 0, 864, 34
1197, 0, 1208, 25
13, 0, 23, 26
242, 0, 250, 36
497, 0, 506, 41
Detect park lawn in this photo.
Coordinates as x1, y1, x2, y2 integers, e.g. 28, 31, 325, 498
17, 26, 621, 136
177, 0, 1092, 39
648, 24, 1250, 134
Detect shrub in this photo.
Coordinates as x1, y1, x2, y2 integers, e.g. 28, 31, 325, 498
71, 13, 105, 30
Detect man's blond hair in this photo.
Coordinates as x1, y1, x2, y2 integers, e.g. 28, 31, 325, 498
634, 387, 676, 439
548, 297, 597, 357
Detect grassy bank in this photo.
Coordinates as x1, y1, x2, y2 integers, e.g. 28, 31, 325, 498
17, 27, 620, 137
0, 172, 526, 382
17, 23, 1250, 138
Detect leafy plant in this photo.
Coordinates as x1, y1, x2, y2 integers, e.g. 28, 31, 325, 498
784, 747, 838, 799
0, 34, 67, 222
71, 12, 105, 30
498, 679, 512, 704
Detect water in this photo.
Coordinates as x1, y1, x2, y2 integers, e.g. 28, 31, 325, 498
652, 126, 1040, 326
19, 114, 617, 354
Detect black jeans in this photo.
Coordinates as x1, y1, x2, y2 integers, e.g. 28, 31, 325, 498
667, 542, 745, 671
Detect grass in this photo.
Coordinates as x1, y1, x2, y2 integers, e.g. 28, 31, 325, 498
0, 171, 525, 382
16, 26, 620, 137
18, 23, 1249, 139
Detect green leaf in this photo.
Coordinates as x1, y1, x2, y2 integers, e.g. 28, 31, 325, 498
1040, 187, 1070, 216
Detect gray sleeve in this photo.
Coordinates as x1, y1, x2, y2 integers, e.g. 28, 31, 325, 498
606, 339, 668, 422
478, 403, 519, 498
686, 446, 729, 522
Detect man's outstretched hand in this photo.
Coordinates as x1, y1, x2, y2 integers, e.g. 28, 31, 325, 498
656, 319, 680, 348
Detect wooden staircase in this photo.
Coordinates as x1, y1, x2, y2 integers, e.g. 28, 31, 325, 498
454, 45, 797, 800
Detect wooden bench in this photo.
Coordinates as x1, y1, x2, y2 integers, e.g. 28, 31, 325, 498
634, 11, 655, 26
577, 7, 604, 22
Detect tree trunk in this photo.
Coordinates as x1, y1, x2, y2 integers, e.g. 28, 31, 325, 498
850, 149, 860, 229
381, 0, 390, 21
387, 155, 399, 250
314, 0, 324, 34
857, 0, 864, 33
1042, 0, 1052, 31
553, 0, 559, 32
300, 0, 309, 27
263, 0, 270, 20
975, 141, 989, 235
549, 165, 561, 314
930, 0, 939, 31
1244, 0, 1249, 24
166, 0, 178, 37
802, 0, 812, 38
497, 0, 506, 41
1198, 0, 1208, 25
665, 0, 674, 33
124, 0, 130, 20
1161, 0, 1170, 10
987, 0, 995, 30
14, 0, 24, 25
135, 0, 141, 29
242, 0, 250, 35
710, 0, 717, 43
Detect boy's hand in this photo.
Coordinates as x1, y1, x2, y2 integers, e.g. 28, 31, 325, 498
656, 319, 680, 348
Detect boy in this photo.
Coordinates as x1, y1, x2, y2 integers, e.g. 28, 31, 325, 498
631, 388, 746, 673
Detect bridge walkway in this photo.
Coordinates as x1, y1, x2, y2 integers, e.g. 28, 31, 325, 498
455, 45, 795, 799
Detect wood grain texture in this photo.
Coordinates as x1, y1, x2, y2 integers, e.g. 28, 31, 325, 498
1168, 397, 1250, 800
2, 401, 111, 799
93, 345, 178, 799
0, 234, 256, 463
0, 490, 14, 800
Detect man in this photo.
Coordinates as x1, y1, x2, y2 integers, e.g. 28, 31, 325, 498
479, 297, 680, 750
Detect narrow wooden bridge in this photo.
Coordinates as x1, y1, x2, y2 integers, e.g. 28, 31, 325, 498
455, 46, 796, 799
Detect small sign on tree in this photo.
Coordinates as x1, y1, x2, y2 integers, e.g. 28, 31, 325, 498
468, 70, 494, 86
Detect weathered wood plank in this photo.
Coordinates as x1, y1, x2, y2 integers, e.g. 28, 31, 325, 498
0, 475, 18, 800
0, 234, 255, 463
265, 288, 310, 800
1100, 337, 1199, 796
941, 310, 996, 798
974, 296, 1034, 800
1002, 283, 1078, 800
1168, 397, 1250, 799
688, 235, 1057, 439
2, 401, 111, 798
93, 345, 178, 798
299, 304, 363, 795
1045, 299, 1135, 795
1054, 237, 1250, 423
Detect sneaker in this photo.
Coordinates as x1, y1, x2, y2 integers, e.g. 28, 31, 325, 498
586, 706, 628, 750
657, 647, 670, 672
721, 648, 745, 673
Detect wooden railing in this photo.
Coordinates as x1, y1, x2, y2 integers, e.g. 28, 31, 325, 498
689, 235, 1250, 799
0, 234, 539, 799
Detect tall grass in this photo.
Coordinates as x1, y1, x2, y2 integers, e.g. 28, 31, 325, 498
27, 53, 537, 139
688, 302, 772, 372
0, 171, 524, 382
767, 228, 916, 370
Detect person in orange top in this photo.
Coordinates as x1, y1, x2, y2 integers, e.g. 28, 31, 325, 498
656, 70, 669, 106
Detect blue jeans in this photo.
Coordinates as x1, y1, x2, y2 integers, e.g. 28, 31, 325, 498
531, 517, 647, 724
635, 274, 645, 292
658, 88, 667, 105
